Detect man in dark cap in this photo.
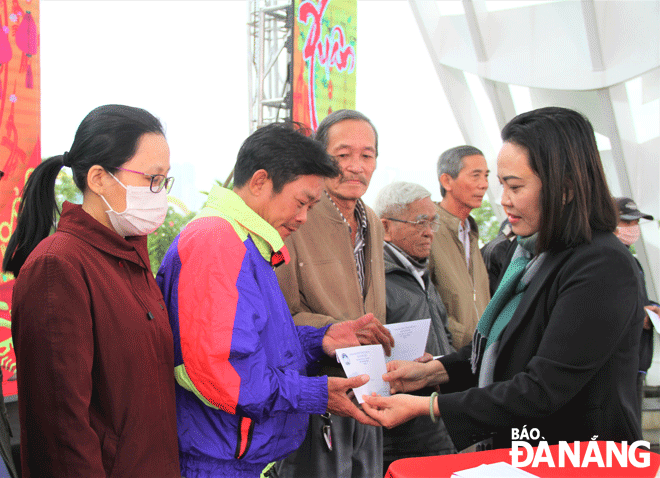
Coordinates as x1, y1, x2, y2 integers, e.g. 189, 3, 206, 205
614, 197, 659, 413
615, 197, 655, 245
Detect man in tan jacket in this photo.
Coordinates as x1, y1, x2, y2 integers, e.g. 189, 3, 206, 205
430, 145, 491, 350
275, 110, 390, 478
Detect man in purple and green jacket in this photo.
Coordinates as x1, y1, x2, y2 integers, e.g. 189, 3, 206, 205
157, 124, 393, 478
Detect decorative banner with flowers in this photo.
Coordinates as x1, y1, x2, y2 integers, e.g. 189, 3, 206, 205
0, 0, 40, 398
292, 0, 356, 131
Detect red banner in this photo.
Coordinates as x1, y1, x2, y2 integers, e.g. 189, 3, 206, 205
292, 0, 356, 130
0, 0, 41, 398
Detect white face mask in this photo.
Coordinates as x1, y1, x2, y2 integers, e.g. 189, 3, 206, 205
100, 172, 168, 237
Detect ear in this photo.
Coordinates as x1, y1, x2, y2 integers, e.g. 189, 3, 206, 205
381, 218, 392, 242
86, 165, 108, 195
439, 173, 453, 193
248, 169, 270, 197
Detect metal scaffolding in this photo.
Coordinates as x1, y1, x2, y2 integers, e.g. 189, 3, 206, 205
247, 0, 294, 133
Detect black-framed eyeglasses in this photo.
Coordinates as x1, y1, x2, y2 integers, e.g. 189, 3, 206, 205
116, 167, 175, 193
386, 217, 440, 232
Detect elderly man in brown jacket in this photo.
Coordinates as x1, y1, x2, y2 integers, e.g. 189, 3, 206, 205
430, 145, 491, 350
275, 110, 390, 478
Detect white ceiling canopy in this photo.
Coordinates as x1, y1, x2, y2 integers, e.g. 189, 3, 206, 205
409, 0, 660, 300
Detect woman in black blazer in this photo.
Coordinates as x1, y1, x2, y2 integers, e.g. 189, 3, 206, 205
362, 107, 645, 450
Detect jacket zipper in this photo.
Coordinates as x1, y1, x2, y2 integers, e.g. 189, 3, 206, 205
234, 416, 255, 460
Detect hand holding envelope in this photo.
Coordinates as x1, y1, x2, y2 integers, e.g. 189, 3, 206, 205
335, 319, 432, 403
326, 374, 381, 426
336, 344, 391, 404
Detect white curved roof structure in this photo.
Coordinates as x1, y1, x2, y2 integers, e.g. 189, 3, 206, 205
409, 0, 659, 301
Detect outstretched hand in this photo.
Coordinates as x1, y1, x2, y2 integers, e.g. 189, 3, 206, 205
361, 393, 427, 428
327, 375, 380, 426
415, 352, 434, 363
384, 359, 448, 394
323, 313, 395, 357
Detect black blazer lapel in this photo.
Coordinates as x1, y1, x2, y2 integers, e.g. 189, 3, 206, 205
498, 248, 573, 349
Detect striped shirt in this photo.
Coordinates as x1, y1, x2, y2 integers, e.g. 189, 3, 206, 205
458, 218, 471, 268
325, 192, 368, 295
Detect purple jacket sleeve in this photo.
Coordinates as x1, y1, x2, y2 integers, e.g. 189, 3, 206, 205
297, 324, 331, 365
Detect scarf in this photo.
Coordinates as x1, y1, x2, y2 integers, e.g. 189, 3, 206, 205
471, 234, 544, 386
384, 242, 428, 290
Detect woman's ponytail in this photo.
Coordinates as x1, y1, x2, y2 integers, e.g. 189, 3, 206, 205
2, 155, 66, 276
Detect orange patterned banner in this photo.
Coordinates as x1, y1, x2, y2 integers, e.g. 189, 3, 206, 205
0, 0, 40, 398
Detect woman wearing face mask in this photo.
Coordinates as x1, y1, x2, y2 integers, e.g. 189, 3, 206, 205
3, 105, 179, 477
362, 107, 645, 451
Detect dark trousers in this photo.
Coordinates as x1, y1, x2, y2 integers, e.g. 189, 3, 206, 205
276, 414, 383, 478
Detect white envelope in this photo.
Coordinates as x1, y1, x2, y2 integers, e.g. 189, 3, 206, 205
335, 344, 390, 403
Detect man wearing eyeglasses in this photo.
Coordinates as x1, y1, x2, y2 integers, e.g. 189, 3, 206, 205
430, 145, 491, 350
374, 181, 457, 471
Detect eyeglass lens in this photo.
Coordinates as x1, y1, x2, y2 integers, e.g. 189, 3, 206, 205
416, 220, 439, 232
151, 175, 174, 193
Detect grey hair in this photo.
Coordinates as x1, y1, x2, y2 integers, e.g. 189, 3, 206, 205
374, 181, 433, 218
314, 109, 379, 156
437, 145, 484, 196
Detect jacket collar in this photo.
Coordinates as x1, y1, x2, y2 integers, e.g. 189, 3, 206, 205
317, 192, 368, 225
57, 202, 150, 269
197, 185, 288, 264
435, 202, 480, 238
498, 233, 619, 350
383, 242, 428, 270
497, 246, 572, 349
383, 242, 403, 274
383, 242, 430, 288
